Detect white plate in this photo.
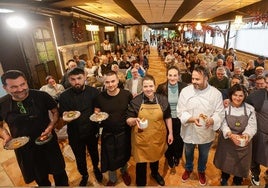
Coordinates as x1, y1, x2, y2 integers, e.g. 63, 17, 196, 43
4, 136, 30, 150
63, 111, 81, 122
89, 112, 109, 122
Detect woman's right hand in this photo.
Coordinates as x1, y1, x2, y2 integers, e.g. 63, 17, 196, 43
229, 133, 241, 146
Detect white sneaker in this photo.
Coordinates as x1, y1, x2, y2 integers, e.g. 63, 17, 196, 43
251, 174, 260, 186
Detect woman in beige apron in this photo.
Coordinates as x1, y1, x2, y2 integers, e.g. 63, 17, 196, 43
127, 75, 173, 186
214, 84, 257, 185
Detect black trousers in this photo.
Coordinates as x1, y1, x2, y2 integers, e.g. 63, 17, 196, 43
165, 118, 184, 166
221, 171, 243, 185
136, 161, 159, 186
35, 170, 69, 186
69, 133, 99, 176
251, 159, 261, 177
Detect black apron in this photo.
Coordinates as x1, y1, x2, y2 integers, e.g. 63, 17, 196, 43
101, 127, 131, 172
4, 97, 65, 184
253, 92, 268, 166
214, 103, 252, 177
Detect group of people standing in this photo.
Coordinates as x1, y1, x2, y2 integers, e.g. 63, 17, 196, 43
0, 60, 267, 187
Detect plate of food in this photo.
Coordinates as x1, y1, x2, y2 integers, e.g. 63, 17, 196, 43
89, 112, 109, 122
35, 134, 53, 145
4, 136, 30, 150
63, 111, 81, 122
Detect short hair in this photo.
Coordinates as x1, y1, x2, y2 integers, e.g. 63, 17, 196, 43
111, 64, 119, 70
142, 74, 155, 85
1, 70, 26, 86
231, 74, 242, 82
67, 67, 85, 77
45, 75, 54, 83
228, 84, 248, 103
255, 75, 265, 81
216, 66, 226, 73
166, 66, 180, 76
104, 70, 118, 78
193, 66, 210, 78
66, 59, 75, 66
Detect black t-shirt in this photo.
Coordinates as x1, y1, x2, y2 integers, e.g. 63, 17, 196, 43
95, 89, 132, 133
58, 85, 99, 137
0, 90, 57, 138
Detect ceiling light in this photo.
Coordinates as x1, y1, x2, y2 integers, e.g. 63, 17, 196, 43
233, 15, 244, 30
6, 16, 27, 29
195, 22, 202, 30
183, 25, 187, 31
164, 28, 168, 31
86, 24, 99, 31
104, 26, 114, 32
0, 8, 14, 13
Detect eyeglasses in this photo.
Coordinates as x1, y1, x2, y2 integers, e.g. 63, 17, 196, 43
17, 102, 27, 114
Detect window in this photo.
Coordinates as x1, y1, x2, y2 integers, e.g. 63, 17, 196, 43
33, 28, 57, 64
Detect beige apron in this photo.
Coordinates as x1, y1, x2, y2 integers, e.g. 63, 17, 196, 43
131, 102, 167, 162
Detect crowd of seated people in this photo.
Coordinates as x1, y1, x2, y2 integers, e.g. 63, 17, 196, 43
56, 41, 149, 92
157, 37, 267, 93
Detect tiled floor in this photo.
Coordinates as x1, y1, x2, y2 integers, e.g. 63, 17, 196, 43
0, 46, 267, 187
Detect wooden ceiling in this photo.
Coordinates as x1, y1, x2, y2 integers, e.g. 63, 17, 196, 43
0, 0, 267, 28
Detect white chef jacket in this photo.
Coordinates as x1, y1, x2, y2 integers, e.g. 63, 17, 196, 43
177, 84, 225, 144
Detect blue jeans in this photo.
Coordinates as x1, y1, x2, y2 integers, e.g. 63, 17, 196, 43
184, 142, 212, 172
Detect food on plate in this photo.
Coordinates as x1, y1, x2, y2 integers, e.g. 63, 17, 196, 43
63, 111, 81, 122
199, 113, 208, 120
67, 111, 76, 118
40, 135, 48, 141
89, 112, 109, 122
95, 113, 105, 120
12, 141, 21, 147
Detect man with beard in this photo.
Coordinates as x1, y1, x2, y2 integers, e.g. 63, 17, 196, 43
0, 70, 68, 186
94, 71, 132, 186
177, 66, 224, 186
58, 67, 102, 186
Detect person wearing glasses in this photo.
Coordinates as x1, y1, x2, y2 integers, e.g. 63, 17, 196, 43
0, 70, 68, 186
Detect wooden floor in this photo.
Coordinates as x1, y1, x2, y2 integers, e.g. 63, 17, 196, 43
0, 46, 267, 187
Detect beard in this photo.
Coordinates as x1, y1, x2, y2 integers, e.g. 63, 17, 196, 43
72, 84, 85, 93
11, 88, 29, 101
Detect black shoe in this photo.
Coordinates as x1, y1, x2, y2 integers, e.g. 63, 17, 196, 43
151, 173, 165, 186
220, 178, 228, 186
79, 175, 88, 186
93, 168, 103, 183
